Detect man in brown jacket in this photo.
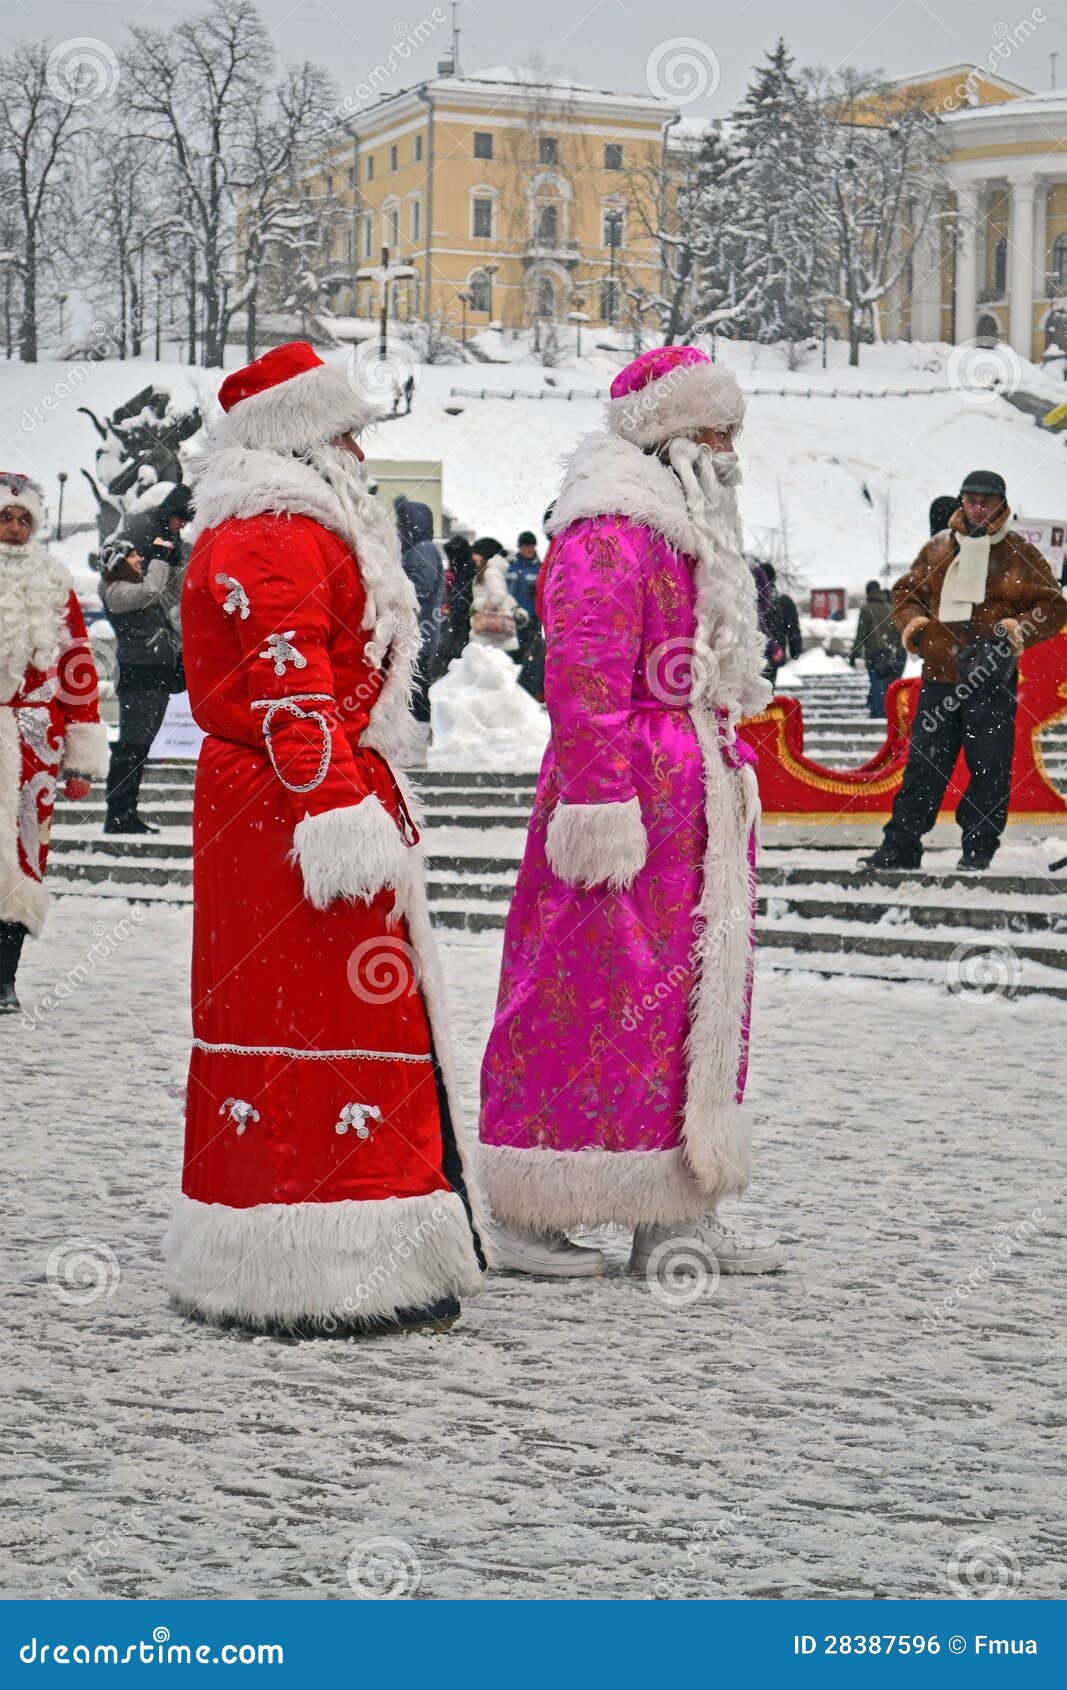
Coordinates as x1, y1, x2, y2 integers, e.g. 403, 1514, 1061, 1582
863, 469, 1067, 871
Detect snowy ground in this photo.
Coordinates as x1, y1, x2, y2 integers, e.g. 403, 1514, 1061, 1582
2, 896, 1063, 1601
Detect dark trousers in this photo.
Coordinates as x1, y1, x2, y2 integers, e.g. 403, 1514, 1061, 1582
866, 664, 891, 718
0, 920, 26, 987
106, 680, 170, 823
884, 676, 1017, 860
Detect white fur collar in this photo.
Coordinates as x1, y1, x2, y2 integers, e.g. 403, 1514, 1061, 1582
0, 540, 73, 703
547, 432, 699, 556
190, 432, 418, 761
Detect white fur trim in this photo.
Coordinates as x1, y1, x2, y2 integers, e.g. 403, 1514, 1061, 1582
547, 433, 698, 556
0, 708, 48, 934
292, 797, 412, 910
479, 1143, 710, 1230
680, 710, 758, 1198
164, 1189, 482, 1329
545, 796, 647, 890
607, 361, 746, 448
190, 436, 418, 763
223, 361, 381, 453
0, 542, 72, 703
61, 720, 109, 780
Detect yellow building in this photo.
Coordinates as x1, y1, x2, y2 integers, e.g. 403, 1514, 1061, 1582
330, 64, 678, 336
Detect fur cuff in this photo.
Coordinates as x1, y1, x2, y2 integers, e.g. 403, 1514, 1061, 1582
479, 1143, 709, 1230
546, 796, 647, 889
0, 863, 48, 937
902, 615, 930, 655
607, 361, 746, 448
61, 720, 109, 780
292, 796, 412, 909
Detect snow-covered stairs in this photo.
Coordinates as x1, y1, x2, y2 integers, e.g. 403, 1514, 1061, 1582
45, 673, 1067, 993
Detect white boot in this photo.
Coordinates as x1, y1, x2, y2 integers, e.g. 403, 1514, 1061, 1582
485, 1220, 607, 1278
631, 1214, 785, 1277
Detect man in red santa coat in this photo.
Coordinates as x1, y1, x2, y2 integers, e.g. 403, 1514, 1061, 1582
164, 343, 484, 1334
0, 474, 109, 1013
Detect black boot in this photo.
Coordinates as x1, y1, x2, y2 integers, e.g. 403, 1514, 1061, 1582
959, 848, 994, 871
0, 921, 26, 1015
860, 842, 922, 872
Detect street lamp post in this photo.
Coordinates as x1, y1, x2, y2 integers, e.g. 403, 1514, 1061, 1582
458, 290, 472, 346
605, 209, 623, 324
56, 472, 67, 542
483, 261, 498, 323
378, 245, 391, 361
153, 270, 164, 361
57, 293, 68, 342
567, 309, 589, 358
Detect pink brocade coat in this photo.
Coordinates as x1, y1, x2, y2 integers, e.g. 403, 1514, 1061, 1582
479, 482, 760, 1233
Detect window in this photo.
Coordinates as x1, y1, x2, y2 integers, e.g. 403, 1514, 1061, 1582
415, 133, 423, 162
473, 131, 493, 159
602, 207, 624, 248
604, 143, 623, 171
993, 236, 1007, 296
387, 204, 399, 246
539, 136, 558, 164
470, 272, 491, 312
389, 144, 398, 172
600, 279, 621, 322
347, 166, 355, 188
1055, 233, 1067, 289
536, 202, 559, 243
472, 197, 493, 238
324, 173, 333, 195
362, 214, 373, 259
347, 227, 355, 263
366, 154, 374, 181
411, 198, 421, 240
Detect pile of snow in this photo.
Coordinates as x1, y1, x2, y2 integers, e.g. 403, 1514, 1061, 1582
429, 644, 548, 771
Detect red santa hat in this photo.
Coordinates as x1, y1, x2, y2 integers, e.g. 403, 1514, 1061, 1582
607, 345, 746, 448
0, 471, 45, 533
217, 341, 380, 453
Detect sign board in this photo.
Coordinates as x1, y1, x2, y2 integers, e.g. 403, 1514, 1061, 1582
1015, 516, 1067, 585
364, 459, 443, 533
809, 588, 848, 621
149, 692, 204, 761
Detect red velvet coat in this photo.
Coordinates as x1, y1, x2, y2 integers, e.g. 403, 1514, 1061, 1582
164, 450, 481, 1331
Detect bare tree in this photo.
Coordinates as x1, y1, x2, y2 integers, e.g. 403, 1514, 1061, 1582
803, 69, 944, 365
123, 0, 273, 366
0, 40, 85, 361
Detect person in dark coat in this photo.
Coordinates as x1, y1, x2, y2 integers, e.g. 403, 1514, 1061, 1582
393, 496, 444, 755
863, 469, 1067, 872
929, 494, 958, 538
507, 530, 544, 696
100, 483, 193, 833
438, 534, 476, 675
763, 563, 802, 687
849, 578, 906, 718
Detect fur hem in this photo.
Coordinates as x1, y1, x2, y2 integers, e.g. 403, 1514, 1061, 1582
222, 361, 381, 453
607, 362, 746, 448
546, 433, 698, 556
0, 862, 47, 935
61, 720, 109, 779
479, 1143, 712, 1230
292, 797, 412, 910
545, 796, 647, 889
164, 1190, 482, 1329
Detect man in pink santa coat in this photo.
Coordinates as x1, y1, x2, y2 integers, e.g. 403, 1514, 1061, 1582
479, 345, 785, 1279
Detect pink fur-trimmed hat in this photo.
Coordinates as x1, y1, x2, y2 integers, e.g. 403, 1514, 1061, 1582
218, 341, 380, 452
607, 345, 746, 448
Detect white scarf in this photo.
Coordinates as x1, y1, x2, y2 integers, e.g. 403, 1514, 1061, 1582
939, 526, 1009, 625
666, 438, 772, 728
0, 540, 72, 704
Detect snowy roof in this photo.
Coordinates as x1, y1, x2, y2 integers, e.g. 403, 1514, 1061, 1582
941, 88, 1067, 125
888, 62, 1034, 99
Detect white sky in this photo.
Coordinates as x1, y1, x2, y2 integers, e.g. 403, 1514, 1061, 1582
10, 0, 1067, 118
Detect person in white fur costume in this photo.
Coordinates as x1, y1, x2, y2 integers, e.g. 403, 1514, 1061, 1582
0, 474, 108, 1014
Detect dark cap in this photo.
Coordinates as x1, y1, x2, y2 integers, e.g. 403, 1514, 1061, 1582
158, 482, 195, 521
472, 536, 505, 560
959, 470, 1007, 501
517, 530, 537, 548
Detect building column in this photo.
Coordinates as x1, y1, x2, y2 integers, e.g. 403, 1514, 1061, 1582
910, 197, 942, 342
954, 183, 979, 344
1008, 176, 1037, 357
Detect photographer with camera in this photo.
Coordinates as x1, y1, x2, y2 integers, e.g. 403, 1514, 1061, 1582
862, 470, 1066, 873
100, 483, 193, 834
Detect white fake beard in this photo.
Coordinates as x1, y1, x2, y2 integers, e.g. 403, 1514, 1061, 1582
667, 437, 771, 726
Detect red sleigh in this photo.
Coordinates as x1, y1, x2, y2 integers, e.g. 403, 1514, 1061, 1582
737, 634, 1067, 822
